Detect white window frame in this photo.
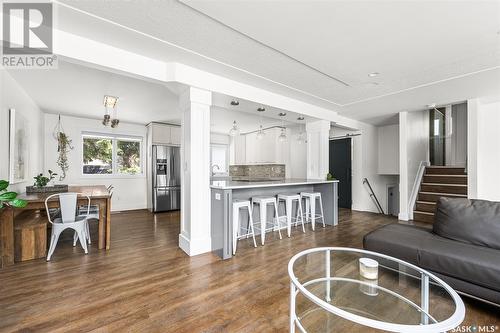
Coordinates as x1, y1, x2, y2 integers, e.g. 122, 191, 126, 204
210, 143, 229, 176
82, 132, 144, 178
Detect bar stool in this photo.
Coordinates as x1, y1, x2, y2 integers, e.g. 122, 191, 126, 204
277, 193, 305, 237
232, 200, 257, 255
251, 196, 282, 245
300, 192, 326, 231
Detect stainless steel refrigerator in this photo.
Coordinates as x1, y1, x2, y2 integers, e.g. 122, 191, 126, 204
152, 145, 181, 212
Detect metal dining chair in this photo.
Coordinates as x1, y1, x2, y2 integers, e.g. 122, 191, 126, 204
75, 187, 113, 245
45, 192, 91, 261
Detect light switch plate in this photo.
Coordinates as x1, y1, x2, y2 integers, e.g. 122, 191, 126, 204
215, 193, 221, 200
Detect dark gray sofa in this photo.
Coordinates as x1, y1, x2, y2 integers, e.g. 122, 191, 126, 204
363, 197, 500, 305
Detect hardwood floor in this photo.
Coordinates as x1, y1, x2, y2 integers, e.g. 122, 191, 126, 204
0, 209, 498, 332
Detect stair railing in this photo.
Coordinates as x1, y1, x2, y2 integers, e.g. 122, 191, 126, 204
409, 161, 430, 220
362, 178, 384, 214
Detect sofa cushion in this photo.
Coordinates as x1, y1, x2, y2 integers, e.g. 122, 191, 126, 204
419, 235, 500, 292
363, 223, 433, 265
433, 197, 500, 250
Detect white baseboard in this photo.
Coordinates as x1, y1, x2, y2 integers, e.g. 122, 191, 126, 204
398, 212, 409, 221
178, 233, 212, 256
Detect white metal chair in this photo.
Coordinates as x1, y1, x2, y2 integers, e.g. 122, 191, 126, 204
300, 192, 326, 231
75, 187, 113, 245
277, 193, 305, 236
251, 196, 283, 245
45, 193, 91, 261
232, 200, 257, 255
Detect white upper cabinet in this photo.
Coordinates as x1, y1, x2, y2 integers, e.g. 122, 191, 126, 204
148, 123, 180, 146
243, 128, 288, 164
170, 126, 181, 145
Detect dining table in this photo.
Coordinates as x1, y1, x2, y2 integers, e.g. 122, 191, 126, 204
0, 185, 112, 268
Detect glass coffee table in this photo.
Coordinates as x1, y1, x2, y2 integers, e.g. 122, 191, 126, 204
288, 247, 465, 332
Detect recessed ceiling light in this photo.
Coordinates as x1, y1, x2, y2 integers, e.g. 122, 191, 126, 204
278, 112, 287, 117
230, 100, 240, 106
368, 72, 380, 77
257, 107, 266, 112
297, 116, 305, 121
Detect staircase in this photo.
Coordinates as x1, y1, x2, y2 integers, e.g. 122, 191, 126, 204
413, 166, 467, 223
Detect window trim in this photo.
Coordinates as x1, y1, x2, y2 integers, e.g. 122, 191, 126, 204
210, 143, 229, 176
81, 132, 144, 178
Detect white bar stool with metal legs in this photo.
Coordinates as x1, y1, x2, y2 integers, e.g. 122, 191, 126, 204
232, 200, 257, 255
277, 193, 305, 237
251, 196, 283, 245
300, 192, 326, 231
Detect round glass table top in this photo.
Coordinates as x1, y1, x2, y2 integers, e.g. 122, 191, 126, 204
288, 247, 465, 333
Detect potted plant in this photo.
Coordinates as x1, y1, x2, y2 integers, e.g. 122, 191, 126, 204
0, 180, 27, 208
26, 170, 68, 193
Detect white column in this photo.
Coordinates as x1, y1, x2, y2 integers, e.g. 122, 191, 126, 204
398, 111, 409, 221
179, 87, 212, 256
306, 120, 331, 180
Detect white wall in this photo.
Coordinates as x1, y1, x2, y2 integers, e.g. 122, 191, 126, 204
330, 124, 398, 214
377, 124, 399, 175
468, 99, 500, 201
0, 70, 44, 193
43, 113, 147, 211
399, 110, 429, 220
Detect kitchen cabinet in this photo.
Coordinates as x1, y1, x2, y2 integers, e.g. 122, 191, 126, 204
243, 128, 289, 164
148, 122, 181, 146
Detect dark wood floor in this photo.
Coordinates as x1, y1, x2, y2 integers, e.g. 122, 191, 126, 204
0, 209, 498, 332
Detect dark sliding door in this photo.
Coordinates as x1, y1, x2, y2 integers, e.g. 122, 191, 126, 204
329, 138, 352, 209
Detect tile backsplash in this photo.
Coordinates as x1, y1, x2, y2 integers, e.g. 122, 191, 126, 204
229, 164, 285, 179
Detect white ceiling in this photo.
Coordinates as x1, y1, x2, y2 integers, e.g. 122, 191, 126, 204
17, 1, 500, 124
7, 60, 181, 125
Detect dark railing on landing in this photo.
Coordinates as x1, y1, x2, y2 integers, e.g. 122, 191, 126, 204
362, 178, 385, 214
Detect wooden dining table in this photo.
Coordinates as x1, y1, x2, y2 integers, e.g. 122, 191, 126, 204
0, 185, 111, 268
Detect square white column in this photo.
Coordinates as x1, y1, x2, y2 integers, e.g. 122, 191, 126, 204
179, 87, 212, 256
306, 120, 331, 180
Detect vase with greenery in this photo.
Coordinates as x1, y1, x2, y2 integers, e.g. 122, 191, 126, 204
53, 115, 73, 181
33, 170, 57, 188
0, 180, 27, 209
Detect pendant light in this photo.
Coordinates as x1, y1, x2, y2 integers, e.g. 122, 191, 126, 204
102, 95, 119, 127
229, 120, 240, 137
278, 112, 287, 143
297, 116, 305, 144
256, 106, 266, 140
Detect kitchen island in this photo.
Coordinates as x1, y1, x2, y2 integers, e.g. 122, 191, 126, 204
210, 179, 339, 259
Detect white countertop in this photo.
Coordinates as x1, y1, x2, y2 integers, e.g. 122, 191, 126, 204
210, 178, 338, 190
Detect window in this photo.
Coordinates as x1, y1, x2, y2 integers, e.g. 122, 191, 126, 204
211, 144, 229, 175
82, 133, 142, 176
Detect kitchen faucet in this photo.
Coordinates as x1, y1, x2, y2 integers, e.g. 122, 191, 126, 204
211, 164, 220, 176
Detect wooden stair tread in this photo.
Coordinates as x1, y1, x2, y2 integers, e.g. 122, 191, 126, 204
418, 191, 467, 197
416, 200, 436, 204
424, 174, 467, 177
413, 210, 434, 215
422, 183, 467, 186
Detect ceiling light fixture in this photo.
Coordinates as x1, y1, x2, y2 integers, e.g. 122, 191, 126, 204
297, 115, 306, 144
257, 107, 266, 112
256, 107, 266, 139
102, 95, 119, 128
230, 100, 240, 106
278, 112, 287, 143
229, 120, 240, 137
368, 72, 379, 77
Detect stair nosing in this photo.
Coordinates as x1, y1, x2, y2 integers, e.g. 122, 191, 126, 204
413, 210, 435, 215
424, 174, 467, 177
421, 183, 467, 187
416, 200, 436, 204
418, 191, 467, 197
